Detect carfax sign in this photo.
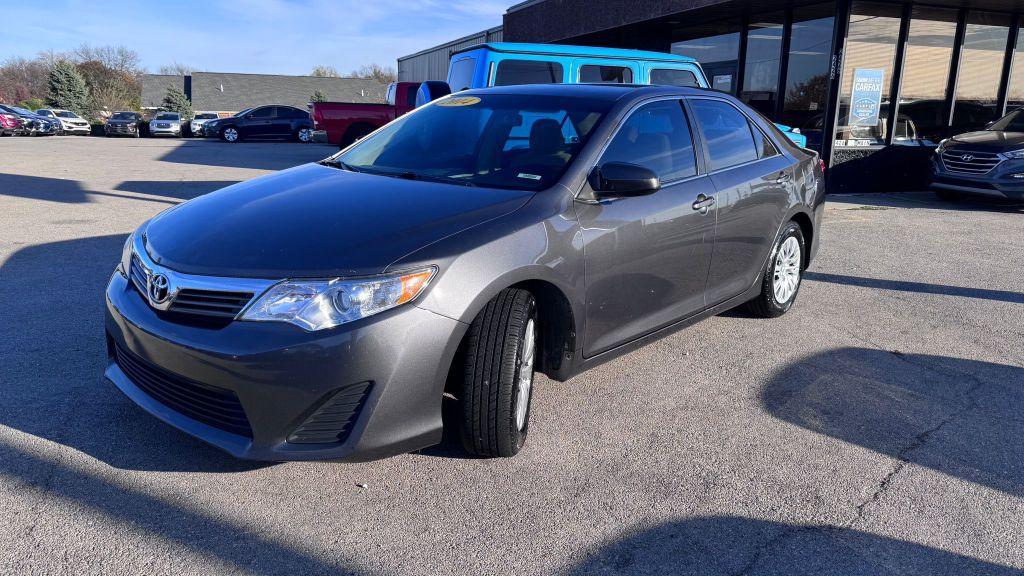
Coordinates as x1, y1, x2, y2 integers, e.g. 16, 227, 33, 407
849, 68, 884, 126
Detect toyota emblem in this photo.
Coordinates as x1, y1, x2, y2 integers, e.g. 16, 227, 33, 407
148, 273, 170, 304
961, 154, 975, 162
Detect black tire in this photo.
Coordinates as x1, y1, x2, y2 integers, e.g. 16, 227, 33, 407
339, 123, 375, 149
220, 126, 241, 143
745, 221, 805, 318
934, 189, 962, 202
460, 288, 538, 458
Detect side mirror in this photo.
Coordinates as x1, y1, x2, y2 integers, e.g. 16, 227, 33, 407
415, 81, 452, 108
590, 162, 660, 198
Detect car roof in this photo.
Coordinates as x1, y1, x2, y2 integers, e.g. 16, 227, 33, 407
455, 83, 714, 102
453, 42, 698, 64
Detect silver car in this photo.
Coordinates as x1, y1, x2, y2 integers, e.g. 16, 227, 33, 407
189, 112, 219, 137
149, 112, 182, 137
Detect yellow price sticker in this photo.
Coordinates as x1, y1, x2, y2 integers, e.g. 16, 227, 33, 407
436, 96, 481, 107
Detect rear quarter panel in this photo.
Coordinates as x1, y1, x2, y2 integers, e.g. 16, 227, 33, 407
312, 103, 395, 145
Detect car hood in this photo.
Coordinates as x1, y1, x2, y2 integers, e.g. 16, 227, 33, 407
945, 130, 1024, 151
144, 163, 533, 278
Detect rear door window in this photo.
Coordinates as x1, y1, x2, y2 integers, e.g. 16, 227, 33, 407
689, 99, 758, 170
494, 60, 563, 86
579, 65, 632, 84
650, 69, 700, 87
600, 100, 698, 182
250, 107, 274, 119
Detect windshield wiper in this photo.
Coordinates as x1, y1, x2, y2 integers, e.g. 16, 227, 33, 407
318, 158, 360, 173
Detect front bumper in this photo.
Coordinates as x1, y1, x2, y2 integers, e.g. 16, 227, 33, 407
104, 271, 466, 461
149, 125, 181, 136
931, 155, 1024, 200
62, 123, 91, 133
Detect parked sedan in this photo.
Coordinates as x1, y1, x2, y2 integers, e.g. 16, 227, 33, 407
206, 105, 314, 142
104, 84, 824, 462
0, 105, 57, 135
33, 109, 64, 134
149, 112, 182, 137
931, 107, 1024, 202
105, 111, 143, 137
39, 109, 91, 135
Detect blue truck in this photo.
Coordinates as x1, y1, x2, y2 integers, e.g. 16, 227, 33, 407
417, 42, 808, 147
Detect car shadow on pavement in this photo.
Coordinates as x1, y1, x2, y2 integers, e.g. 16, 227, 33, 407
0, 234, 265, 472
0, 174, 234, 205
827, 191, 1024, 213
0, 437, 363, 575
762, 347, 1024, 498
567, 516, 1022, 575
157, 140, 333, 171
804, 271, 1024, 304
114, 180, 240, 201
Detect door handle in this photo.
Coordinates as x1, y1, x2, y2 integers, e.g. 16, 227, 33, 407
776, 171, 792, 184
692, 194, 715, 214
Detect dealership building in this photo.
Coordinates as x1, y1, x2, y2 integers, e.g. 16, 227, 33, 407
399, 0, 1024, 191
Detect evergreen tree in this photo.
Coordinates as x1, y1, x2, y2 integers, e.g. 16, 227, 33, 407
161, 87, 193, 120
47, 60, 90, 117
311, 89, 327, 103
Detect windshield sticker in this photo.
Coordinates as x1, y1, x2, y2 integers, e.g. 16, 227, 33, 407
517, 173, 542, 181
437, 96, 481, 107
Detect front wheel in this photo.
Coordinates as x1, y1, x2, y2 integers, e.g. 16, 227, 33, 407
221, 127, 240, 142
745, 222, 805, 318
460, 288, 538, 458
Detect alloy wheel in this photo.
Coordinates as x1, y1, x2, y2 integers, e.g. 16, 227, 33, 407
514, 318, 536, 431
298, 128, 313, 142
773, 236, 801, 303
224, 128, 238, 142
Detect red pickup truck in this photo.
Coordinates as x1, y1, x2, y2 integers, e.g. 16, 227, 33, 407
311, 81, 419, 147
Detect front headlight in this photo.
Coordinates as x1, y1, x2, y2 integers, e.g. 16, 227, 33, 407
240, 267, 436, 331
119, 232, 134, 277
1002, 149, 1024, 159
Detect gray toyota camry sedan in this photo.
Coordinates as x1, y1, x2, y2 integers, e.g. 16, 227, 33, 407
105, 84, 825, 461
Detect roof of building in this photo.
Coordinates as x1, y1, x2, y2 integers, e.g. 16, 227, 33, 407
452, 42, 697, 63
141, 74, 184, 108
189, 72, 388, 111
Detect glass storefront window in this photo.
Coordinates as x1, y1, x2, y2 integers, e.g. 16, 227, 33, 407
671, 20, 741, 94
834, 2, 902, 149
953, 12, 1011, 136
780, 3, 834, 152
893, 7, 958, 146
1007, 17, 1024, 109
740, 12, 785, 117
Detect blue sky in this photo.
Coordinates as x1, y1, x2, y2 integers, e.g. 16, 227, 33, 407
0, 0, 506, 75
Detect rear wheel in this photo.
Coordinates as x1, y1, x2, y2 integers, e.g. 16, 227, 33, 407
296, 127, 314, 143
745, 222, 805, 318
339, 123, 375, 149
460, 289, 538, 458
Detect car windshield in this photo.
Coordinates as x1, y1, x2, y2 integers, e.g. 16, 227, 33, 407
12, 107, 33, 115
195, 113, 218, 119
987, 109, 1024, 132
57, 111, 78, 118
111, 113, 136, 120
332, 93, 611, 190
155, 113, 179, 121
233, 108, 252, 118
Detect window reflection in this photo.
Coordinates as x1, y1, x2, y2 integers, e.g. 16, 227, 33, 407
780, 3, 834, 152
834, 2, 901, 148
893, 7, 958, 146
741, 12, 785, 117
953, 12, 1011, 136
671, 20, 742, 94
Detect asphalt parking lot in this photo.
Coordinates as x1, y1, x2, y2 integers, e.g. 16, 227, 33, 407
1, 136, 1023, 575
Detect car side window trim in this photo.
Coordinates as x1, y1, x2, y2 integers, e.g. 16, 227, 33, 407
684, 96, 788, 175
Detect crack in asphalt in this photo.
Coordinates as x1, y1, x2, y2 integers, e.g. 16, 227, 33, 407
735, 343, 991, 575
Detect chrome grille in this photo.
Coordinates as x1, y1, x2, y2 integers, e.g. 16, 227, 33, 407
940, 150, 1002, 174
129, 254, 255, 319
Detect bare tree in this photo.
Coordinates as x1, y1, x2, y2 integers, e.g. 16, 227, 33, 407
0, 57, 50, 104
349, 64, 397, 84
311, 65, 340, 78
159, 62, 200, 76
72, 44, 142, 76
